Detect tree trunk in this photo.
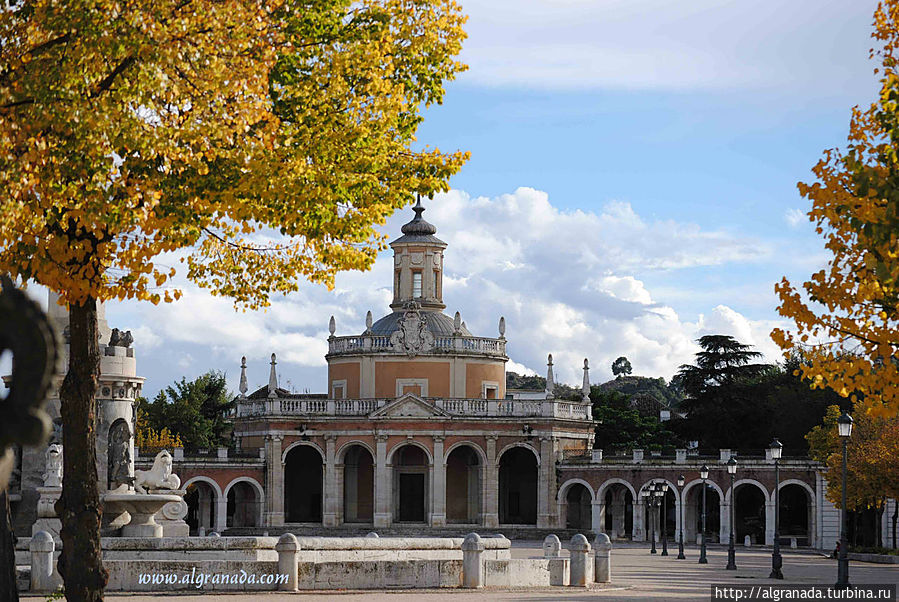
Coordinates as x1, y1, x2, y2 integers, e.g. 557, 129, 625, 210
877, 503, 884, 549
0, 488, 18, 602
57, 298, 106, 602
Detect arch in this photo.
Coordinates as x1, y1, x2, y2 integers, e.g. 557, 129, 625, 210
445, 444, 482, 524
778, 479, 814, 499
496, 442, 540, 466
183, 476, 224, 500
597, 477, 637, 502
498, 446, 538, 524
281, 440, 325, 465
558, 478, 596, 503
337, 439, 375, 463
284, 444, 324, 523
682, 479, 723, 545
445, 441, 487, 466
342, 443, 374, 524
682, 478, 725, 502
391, 442, 430, 523
725, 478, 770, 504
224, 478, 263, 528
387, 440, 434, 465
636, 478, 682, 504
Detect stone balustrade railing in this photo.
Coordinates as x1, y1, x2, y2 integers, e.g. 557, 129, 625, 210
326, 334, 506, 357
236, 396, 592, 420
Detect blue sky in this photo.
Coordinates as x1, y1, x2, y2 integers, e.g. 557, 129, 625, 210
9, 0, 884, 398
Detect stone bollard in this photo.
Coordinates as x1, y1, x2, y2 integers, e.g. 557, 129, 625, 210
568, 534, 592, 587
594, 533, 612, 583
461, 532, 485, 588
199, 527, 206, 536
30, 530, 56, 592
543, 534, 562, 558
744, 535, 751, 547
365, 532, 379, 538
790, 537, 797, 550
276, 533, 300, 591
209, 532, 221, 538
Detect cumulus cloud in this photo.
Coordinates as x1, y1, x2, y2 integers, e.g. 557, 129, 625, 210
103, 187, 790, 395
785, 208, 806, 228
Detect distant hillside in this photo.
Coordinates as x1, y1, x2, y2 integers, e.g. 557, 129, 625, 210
506, 371, 546, 391
597, 375, 683, 407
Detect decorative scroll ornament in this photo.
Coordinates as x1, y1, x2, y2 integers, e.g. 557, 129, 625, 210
390, 302, 434, 357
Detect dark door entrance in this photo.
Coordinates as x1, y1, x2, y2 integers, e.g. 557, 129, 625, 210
399, 473, 425, 522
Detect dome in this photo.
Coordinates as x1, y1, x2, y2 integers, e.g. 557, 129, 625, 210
369, 311, 472, 337
392, 197, 445, 245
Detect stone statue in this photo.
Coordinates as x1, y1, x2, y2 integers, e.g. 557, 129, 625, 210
134, 450, 181, 493
42, 444, 63, 488
108, 328, 133, 348
108, 420, 133, 490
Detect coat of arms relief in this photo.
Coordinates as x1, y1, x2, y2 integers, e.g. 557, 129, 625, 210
390, 302, 434, 357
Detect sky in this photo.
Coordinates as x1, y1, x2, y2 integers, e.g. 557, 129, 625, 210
9, 0, 884, 398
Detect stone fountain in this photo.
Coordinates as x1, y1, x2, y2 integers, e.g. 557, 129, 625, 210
103, 449, 183, 538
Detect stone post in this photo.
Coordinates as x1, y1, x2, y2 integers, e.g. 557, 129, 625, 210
591, 449, 603, 463
323, 435, 338, 526
276, 533, 300, 591
633, 500, 646, 541
431, 435, 446, 526
30, 530, 58, 592
215, 497, 228, 533
632, 449, 644, 463
568, 533, 592, 587
594, 532, 612, 583
216, 447, 228, 459
264, 434, 284, 526
461, 532, 485, 588
675, 449, 687, 464
483, 435, 499, 527
543, 534, 562, 557
374, 434, 390, 527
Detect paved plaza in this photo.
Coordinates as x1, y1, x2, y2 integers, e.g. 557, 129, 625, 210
92, 541, 898, 601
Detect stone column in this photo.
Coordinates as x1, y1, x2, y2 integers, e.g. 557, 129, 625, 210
633, 500, 646, 541
537, 436, 554, 528
430, 435, 446, 527
483, 435, 498, 527
374, 434, 390, 527
720, 498, 731, 545
215, 497, 228, 533
592, 499, 604, 537
276, 533, 300, 591
264, 434, 284, 526
323, 435, 338, 526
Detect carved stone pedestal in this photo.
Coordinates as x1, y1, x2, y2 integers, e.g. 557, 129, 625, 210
31, 486, 62, 540
155, 489, 189, 536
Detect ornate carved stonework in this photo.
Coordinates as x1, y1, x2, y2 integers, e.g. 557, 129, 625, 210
390, 303, 434, 357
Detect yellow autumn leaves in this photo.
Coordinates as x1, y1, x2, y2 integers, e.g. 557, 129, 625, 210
0, 0, 468, 310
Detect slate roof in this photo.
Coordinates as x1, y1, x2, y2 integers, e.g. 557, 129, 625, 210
369, 310, 472, 337
391, 198, 446, 245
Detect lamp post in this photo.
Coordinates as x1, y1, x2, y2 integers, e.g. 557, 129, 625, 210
640, 487, 654, 553
699, 464, 709, 564
677, 474, 686, 559
726, 456, 738, 570
836, 413, 853, 589
652, 485, 663, 555
769, 438, 784, 579
660, 481, 669, 556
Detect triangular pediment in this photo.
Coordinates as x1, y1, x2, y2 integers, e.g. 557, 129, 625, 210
370, 393, 450, 418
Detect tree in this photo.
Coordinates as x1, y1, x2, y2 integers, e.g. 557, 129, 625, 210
611, 356, 633, 377
138, 371, 234, 449
773, 0, 899, 418
0, 2, 467, 599
807, 402, 899, 547
592, 389, 681, 451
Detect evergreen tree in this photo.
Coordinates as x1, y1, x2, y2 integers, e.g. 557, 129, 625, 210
140, 371, 234, 449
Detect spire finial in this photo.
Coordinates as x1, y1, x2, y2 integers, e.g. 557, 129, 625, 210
239, 356, 248, 398
329, 315, 336, 336
582, 358, 591, 403
545, 354, 555, 398
267, 353, 278, 398
365, 310, 373, 332
498, 316, 505, 338
401, 195, 437, 235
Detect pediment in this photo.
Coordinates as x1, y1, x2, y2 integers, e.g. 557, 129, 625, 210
370, 394, 450, 418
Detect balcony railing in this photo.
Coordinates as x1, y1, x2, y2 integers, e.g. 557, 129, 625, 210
236, 396, 592, 420
326, 334, 507, 357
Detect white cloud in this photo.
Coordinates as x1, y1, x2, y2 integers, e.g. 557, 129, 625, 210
458, 0, 877, 91
102, 187, 790, 394
785, 208, 806, 228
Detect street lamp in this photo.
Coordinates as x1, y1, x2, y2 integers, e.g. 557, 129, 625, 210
726, 456, 738, 570
699, 464, 709, 564
836, 413, 853, 589
640, 487, 655, 554
769, 438, 784, 579
677, 474, 686, 559
659, 481, 670, 556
